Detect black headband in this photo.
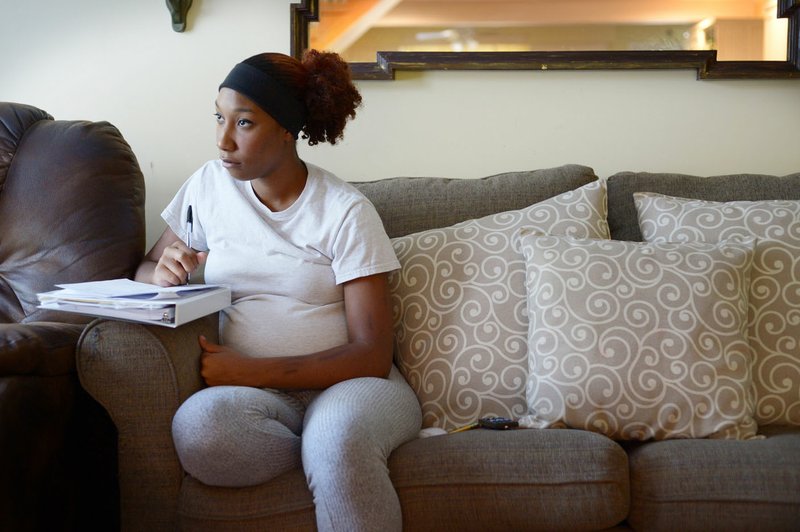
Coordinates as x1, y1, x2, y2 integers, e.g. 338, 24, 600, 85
219, 62, 306, 138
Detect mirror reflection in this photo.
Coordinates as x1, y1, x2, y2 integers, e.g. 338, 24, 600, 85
310, 0, 788, 63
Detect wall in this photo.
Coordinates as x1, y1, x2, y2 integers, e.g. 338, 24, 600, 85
2, 0, 799, 247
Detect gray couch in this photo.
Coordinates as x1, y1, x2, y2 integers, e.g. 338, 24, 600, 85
76, 164, 800, 531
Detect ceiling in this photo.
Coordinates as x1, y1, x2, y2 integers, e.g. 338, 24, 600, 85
377, 0, 767, 26
320, 0, 768, 26
313, 0, 773, 52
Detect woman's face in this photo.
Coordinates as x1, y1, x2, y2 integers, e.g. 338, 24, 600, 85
215, 87, 294, 181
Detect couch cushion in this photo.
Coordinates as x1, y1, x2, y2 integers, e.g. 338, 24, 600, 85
635, 193, 800, 427
516, 232, 758, 440
179, 469, 316, 531
389, 180, 609, 430
606, 171, 800, 242
353, 164, 598, 238
179, 428, 630, 532
389, 429, 629, 531
627, 425, 800, 532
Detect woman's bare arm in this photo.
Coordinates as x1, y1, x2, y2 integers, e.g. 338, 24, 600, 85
199, 272, 395, 389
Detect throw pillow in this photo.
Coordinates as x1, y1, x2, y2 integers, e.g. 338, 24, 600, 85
634, 193, 800, 426
516, 232, 759, 440
389, 180, 610, 430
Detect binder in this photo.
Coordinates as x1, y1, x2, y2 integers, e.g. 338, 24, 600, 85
37, 278, 231, 328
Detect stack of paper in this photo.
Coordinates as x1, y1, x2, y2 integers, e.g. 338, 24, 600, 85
38, 278, 231, 328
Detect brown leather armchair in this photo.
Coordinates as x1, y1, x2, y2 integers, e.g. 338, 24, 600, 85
0, 102, 145, 531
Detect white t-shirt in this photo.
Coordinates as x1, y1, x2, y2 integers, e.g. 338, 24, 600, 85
162, 161, 400, 358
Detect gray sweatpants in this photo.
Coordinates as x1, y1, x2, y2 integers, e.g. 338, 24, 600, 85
172, 365, 422, 531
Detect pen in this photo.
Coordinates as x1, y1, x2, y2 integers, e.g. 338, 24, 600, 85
448, 421, 479, 434
186, 205, 193, 284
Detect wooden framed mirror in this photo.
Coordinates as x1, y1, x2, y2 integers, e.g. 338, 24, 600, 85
291, 0, 799, 80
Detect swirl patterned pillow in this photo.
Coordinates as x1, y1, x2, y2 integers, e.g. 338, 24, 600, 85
516, 232, 759, 441
634, 193, 800, 426
389, 180, 609, 430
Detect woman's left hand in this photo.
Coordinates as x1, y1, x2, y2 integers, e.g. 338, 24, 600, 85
198, 335, 260, 387
196, 273, 395, 390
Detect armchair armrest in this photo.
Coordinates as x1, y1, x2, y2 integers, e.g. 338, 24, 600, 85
0, 322, 84, 376
76, 314, 218, 532
1, 322, 86, 530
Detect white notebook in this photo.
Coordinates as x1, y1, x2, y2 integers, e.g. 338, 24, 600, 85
38, 278, 231, 328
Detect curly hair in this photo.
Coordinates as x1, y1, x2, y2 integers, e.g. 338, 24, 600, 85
240, 50, 362, 146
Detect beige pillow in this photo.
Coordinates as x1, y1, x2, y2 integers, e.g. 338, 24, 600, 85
635, 193, 800, 426
389, 180, 609, 430
516, 232, 758, 440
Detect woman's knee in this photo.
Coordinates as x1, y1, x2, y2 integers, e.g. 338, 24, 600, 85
172, 386, 304, 486
302, 372, 421, 460
173, 386, 240, 451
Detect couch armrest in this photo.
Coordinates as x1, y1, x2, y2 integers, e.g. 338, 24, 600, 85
76, 314, 218, 532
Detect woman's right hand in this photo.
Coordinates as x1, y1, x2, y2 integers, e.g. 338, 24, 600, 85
135, 227, 207, 286
152, 241, 207, 286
